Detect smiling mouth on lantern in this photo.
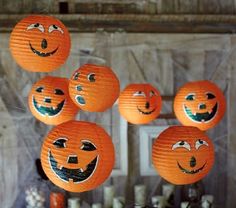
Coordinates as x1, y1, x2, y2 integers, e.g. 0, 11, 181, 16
137, 107, 156, 115
177, 161, 206, 174
183, 103, 218, 123
33, 97, 65, 116
29, 42, 58, 57
48, 151, 98, 183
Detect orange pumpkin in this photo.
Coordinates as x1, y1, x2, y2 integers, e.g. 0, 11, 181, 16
10, 15, 70, 72
118, 84, 162, 124
174, 80, 226, 131
152, 126, 214, 185
41, 120, 115, 192
69, 64, 120, 112
28, 76, 78, 125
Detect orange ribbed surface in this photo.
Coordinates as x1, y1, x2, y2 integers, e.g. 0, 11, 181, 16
152, 126, 215, 185
10, 15, 70, 72
118, 84, 162, 124
174, 80, 226, 131
69, 64, 120, 112
41, 120, 115, 192
28, 76, 78, 125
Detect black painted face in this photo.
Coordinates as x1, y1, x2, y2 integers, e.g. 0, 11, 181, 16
183, 92, 218, 123
172, 139, 209, 175
48, 138, 98, 183
33, 86, 65, 116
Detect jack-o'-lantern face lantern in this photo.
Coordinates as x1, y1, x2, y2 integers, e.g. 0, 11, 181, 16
10, 15, 70, 72
41, 121, 115, 192
28, 76, 78, 125
69, 64, 120, 112
174, 80, 226, 131
152, 126, 214, 185
118, 84, 162, 124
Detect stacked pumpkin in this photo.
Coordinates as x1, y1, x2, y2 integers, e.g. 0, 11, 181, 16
10, 15, 226, 193
10, 15, 119, 192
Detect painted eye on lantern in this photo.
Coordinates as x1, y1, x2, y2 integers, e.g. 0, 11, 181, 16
48, 24, 64, 34
133, 91, 146, 97
27, 23, 44, 32
206, 92, 216, 100
150, 90, 156, 97
54, 89, 64, 95
73, 72, 80, 80
87, 73, 96, 82
36, 86, 44, 93
172, 140, 191, 151
186, 94, 195, 101
81, 140, 96, 151
195, 139, 209, 150
53, 138, 67, 148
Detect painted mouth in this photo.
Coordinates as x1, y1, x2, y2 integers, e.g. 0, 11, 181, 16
137, 107, 156, 115
177, 161, 206, 174
33, 97, 64, 116
29, 42, 58, 57
183, 103, 218, 123
48, 151, 98, 183
75, 95, 86, 106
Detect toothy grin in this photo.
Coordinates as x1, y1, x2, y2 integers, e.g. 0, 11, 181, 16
48, 151, 98, 183
183, 103, 218, 123
177, 161, 206, 174
29, 42, 58, 57
33, 97, 64, 116
137, 107, 156, 115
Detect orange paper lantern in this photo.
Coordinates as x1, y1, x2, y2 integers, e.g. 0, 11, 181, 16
41, 120, 115, 192
118, 84, 162, 124
152, 126, 214, 185
10, 15, 70, 72
28, 76, 78, 125
174, 80, 226, 131
69, 64, 120, 112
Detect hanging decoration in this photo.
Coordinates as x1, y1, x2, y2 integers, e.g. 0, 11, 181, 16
118, 84, 162, 124
69, 64, 120, 112
28, 76, 78, 125
41, 120, 115, 192
152, 126, 215, 185
10, 15, 70, 72
173, 80, 226, 131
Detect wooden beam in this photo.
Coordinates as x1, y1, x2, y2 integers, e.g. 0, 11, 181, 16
2, 14, 236, 33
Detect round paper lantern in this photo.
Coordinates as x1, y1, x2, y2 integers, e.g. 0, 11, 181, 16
152, 126, 214, 185
118, 84, 162, 124
174, 80, 226, 131
10, 15, 70, 72
28, 76, 78, 125
69, 64, 120, 112
41, 120, 115, 192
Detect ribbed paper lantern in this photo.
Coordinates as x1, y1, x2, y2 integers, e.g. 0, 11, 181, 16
69, 64, 120, 112
41, 120, 115, 192
152, 126, 214, 185
174, 80, 226, 131
28, 76, 78, 125
10, 15, 70, 72
118, 84, 162, 124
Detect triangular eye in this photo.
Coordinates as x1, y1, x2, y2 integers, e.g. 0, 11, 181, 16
73, 72, 80, 80
36, 86, 44, 93
150, 90, 156, 97
186, 94, 195, 101
54, 89, 64, 95
206, 93, 216, 99
81, 140, 96, 151
53, 138, 67, 148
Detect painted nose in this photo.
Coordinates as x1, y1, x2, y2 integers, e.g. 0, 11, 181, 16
190, 156, 196, 168
145, 102, 150, 109
41, 39, 47, 49
68, 155, 78, 164
44, 97, 51, 103
199, 103, 206, 110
